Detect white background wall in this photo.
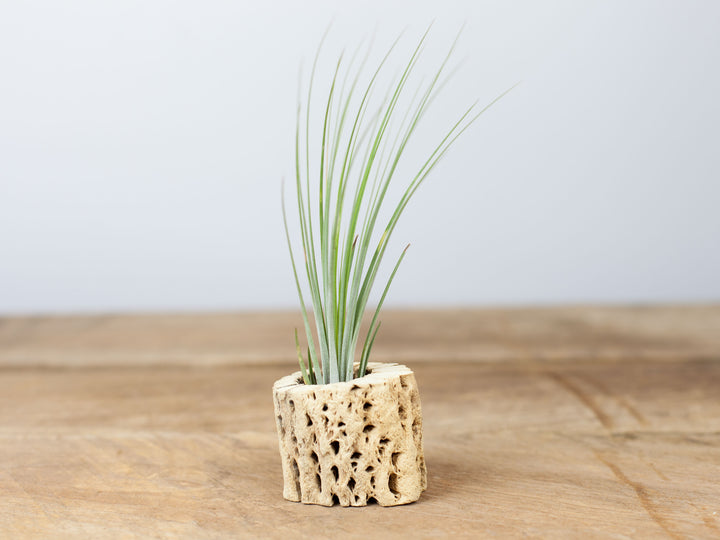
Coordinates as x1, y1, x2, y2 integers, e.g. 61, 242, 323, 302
1, 1, 719, 314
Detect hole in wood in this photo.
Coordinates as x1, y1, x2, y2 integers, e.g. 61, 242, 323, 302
331, 466, 339, 481
292, 459, 300, 494
330, 441, 340, 454
388, 473, 399, 496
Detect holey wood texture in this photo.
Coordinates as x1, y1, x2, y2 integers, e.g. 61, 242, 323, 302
1, 306, 719, 538
273, 362, 426, 506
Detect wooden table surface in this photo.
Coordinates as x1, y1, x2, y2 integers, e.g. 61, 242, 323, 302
1, 306, 719, 539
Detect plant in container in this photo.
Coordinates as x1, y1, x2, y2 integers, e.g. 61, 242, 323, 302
274, 27, 510, 506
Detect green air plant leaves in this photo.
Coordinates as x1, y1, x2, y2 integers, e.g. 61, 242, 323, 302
282, 27, 512, 384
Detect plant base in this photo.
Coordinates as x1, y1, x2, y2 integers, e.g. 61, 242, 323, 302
272, 362, 427, 506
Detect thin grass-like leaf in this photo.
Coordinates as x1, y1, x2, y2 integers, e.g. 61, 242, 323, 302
294, 328, 311, 385
281, 179, 320, 382
358, 320, 381, 379
356, 243, 410, 379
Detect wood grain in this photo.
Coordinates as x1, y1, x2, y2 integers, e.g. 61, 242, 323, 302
1, 306, 719, 538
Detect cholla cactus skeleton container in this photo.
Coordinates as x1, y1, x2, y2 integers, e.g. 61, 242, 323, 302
273, 363, 426, 506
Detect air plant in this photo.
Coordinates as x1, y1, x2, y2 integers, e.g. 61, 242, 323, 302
282, 27, 511, 385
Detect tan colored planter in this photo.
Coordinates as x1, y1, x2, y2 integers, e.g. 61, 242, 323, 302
272, 362, 427, 506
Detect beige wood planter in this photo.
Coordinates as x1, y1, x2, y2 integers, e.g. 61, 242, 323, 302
272, 362, 426, 506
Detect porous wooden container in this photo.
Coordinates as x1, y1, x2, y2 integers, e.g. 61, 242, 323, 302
272, 362, 427, 506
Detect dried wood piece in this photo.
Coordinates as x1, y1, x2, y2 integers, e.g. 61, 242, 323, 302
273, 362, 426, 506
